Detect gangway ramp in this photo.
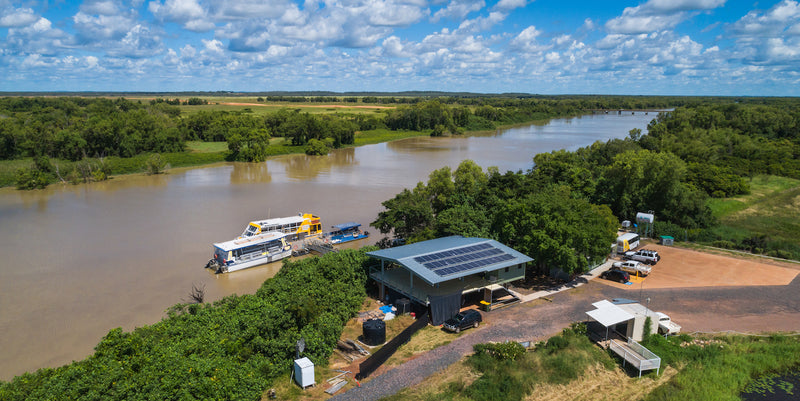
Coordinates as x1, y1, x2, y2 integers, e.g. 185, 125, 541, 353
609, 338, 661, 377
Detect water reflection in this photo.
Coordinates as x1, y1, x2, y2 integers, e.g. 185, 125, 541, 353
230, 162, 272, 185
386, 136, 470, 154
274, 147, 357, 181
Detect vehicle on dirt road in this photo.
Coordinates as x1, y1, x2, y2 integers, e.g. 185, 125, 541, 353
656, 312, 682, 335
443, 310, 482, 333
600, 269, 631, 283
612, 260, 652, 276
625, 249, 660, 265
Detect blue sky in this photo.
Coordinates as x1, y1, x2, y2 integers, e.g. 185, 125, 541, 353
1, 0, 799, 95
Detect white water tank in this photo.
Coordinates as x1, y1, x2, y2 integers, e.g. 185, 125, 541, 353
294, 357, 315, 388
636, 212, 654, 224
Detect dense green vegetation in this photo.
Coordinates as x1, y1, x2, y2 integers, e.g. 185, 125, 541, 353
374, 98, 800, 262
637, 102, 800, 258
0, 94, 691, 190
641, 333, 800, 401
385, 327, 800, 401
370, 159, 622, 274
0, 249, 374, 401
384, 323, 616, 401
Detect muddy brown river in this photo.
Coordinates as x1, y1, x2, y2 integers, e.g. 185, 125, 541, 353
0, 113, 655, 380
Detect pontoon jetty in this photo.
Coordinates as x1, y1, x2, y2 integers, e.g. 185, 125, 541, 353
205, 231, 292, 274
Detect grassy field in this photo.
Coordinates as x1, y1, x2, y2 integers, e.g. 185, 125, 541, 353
706, 175, 800, 258
126, 95, 396, 116
379, 328, 800, 401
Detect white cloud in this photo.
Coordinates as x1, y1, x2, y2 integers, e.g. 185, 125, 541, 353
456, 11, 506, 33
493, 0, 528, 12
431, 0, 484, 22
149, 0, 213, 31
728, 1, 800, 66
644, 0, 726, 13
605, 0, 726, 34
108, 25, 164, 58
73, 12, 138, 42
0, 7, 38, 27
605, 7, 686, 34
509, 26, 550, 53
80, 0, 123, 15
730, 0, 800, 36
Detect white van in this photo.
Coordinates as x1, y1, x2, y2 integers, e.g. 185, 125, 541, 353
616, 233, 640, 253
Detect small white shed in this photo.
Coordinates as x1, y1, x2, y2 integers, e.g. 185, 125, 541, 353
294, 357, 315, 389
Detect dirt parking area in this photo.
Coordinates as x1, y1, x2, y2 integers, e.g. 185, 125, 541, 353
601, 244, 800, 290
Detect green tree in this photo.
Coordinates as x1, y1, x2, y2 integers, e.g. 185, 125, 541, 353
371, 183, 435, 243
144, 153, 168, 175
493, 186, 618, 274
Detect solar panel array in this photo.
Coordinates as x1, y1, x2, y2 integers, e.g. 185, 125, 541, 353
413, 243, 518, 277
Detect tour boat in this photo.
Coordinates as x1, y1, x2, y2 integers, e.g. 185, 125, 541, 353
240, 212, 323, 242
206, 231, 292, 274
325, 222, 369, 244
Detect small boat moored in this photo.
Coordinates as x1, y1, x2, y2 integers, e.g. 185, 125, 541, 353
325, 222, 369, 244
205, 231, 292, 274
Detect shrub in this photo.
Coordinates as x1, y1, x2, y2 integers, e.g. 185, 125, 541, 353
305, 138, 334, 155
473, 341, 526, 361
712, 240, 736, 249
14, 167, 50, 189
144, 153, 168, 175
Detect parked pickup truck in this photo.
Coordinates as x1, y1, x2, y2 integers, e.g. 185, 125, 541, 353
655, 312, 682, 335
625, 249, 660, 265
612, 260, 652, 276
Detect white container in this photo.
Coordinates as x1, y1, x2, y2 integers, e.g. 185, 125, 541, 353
294, 357, 315, 388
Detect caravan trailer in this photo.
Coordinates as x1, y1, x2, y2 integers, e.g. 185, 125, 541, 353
616, 233, 640, 253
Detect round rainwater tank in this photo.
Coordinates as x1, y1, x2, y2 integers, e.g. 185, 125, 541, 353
362, 319, 386, 346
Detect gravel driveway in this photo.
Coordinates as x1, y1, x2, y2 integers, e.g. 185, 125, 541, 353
332, 272, 800, 400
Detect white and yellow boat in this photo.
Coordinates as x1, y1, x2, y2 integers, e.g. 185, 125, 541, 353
240, 212, 323, 242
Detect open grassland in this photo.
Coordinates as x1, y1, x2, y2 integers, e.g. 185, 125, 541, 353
706, 175, 800, 258
708, 175, 800, 219
123, 96, 396, 116
353, 128, 430, 146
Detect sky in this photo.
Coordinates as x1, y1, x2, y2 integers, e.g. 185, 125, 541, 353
1, 0, 799, 95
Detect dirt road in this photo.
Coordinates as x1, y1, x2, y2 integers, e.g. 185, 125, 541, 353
332, 247, 800, 400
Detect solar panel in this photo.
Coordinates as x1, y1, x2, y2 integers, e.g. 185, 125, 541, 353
416, 242, 524, 277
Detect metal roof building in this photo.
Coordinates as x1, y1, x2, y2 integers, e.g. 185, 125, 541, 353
367, 236, 533, 324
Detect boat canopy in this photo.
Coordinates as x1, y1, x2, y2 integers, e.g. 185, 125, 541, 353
214, 231, 287, 252
332, 222, 361, 231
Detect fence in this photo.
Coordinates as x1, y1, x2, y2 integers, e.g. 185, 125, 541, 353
609, 337, 661, 377
356, 310, 429, 380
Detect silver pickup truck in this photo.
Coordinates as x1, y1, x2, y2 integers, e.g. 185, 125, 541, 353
624, 249, 660, 265
612, 260, 652, 276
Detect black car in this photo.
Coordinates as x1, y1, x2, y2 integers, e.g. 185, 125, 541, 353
443, 310, 482, 333
600, 269, 630, 283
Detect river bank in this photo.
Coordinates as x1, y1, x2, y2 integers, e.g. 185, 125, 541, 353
0, 112, 656, 380
0, 111, 611, 188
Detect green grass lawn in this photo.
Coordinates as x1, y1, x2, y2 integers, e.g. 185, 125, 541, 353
706, 174, 800, 258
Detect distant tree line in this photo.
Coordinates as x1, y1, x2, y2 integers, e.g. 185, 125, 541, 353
373, 99, 800, 271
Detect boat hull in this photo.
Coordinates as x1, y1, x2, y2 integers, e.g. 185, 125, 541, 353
217, 248, 292, 273
329, 232, 369, 244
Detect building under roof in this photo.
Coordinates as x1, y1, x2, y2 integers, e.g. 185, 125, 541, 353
586, 299, 659, 341
367, 236, 533, 324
